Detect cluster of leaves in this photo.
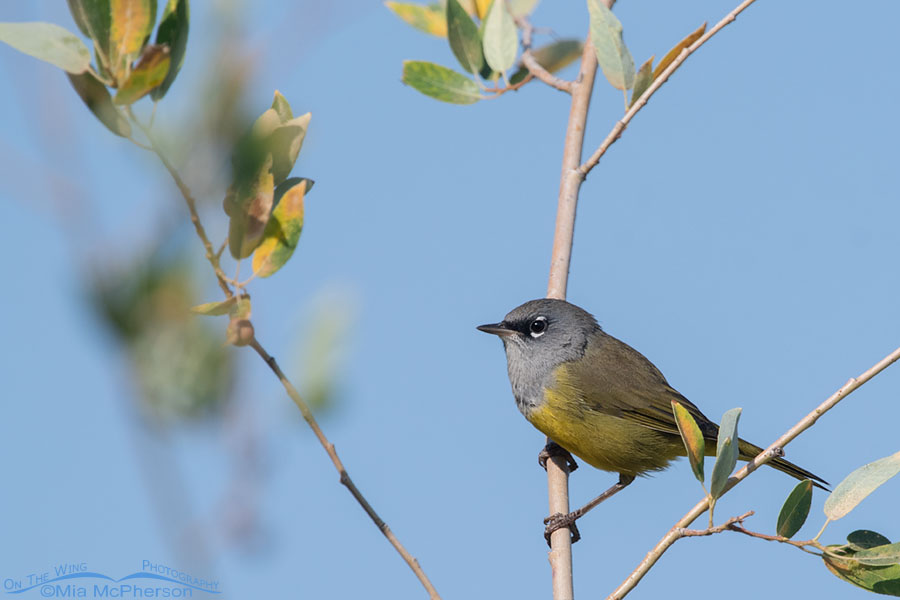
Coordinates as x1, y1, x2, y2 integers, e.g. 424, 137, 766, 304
387, 0, 707, 108
91, 246, 233, 420
0, 0, 189, 136
388, 0, 581, 104
193, 92, 313, 344
672, 402, 900, 597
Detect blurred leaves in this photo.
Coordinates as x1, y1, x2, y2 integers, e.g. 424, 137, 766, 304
252, 178, 311, 278
225, 93, 312, 260
824, 451, 900, 521
587, 0, 634, 91
89, 245, 233, 421
67, 0, 112, 59
114, 44, 171, 104
402, 60, 482, 104
67, 71, 132, 136
152, 0, 190, 100
776, 479, 813, 539
191, 297, 238, 316
509, 39, 582, 85
386, 2, 448, 37
710, 407, 741, 499
294, 289, 358, 413
109, 0, 158, 81
0, 22, 92, 74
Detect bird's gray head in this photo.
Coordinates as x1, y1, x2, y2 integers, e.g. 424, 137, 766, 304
477, 299, 601, 412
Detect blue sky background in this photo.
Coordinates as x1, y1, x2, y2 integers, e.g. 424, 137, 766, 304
2, 1, 899, 599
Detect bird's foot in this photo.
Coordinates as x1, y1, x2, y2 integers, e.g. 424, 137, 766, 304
538, 441, 578, 472
544, 511, 581, 546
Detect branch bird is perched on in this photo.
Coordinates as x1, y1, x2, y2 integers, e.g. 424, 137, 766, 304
478, 299, 827, 542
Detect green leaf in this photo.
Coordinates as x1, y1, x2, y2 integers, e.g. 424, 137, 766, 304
653, 21, 706, 80
507, 0, 539, 17
709, 407, 741, 499
824, 451, 900, 521
586, 0, 634, 90
252, 178, 309, 278
190, 297, 237, 316
629, 55, 653, 108
230, 296, 251, 320
0, 22, 92, 74
672, 401, 705, 484
854, 543, 900, 567
109, 0, 157, 80
849, 530, 893, 551
446, 0, 484, 74
509, 39, 582, 85
67, 71, 132, 136
386, 2, 447, 37
270, 89, 293, 123
269, 113, 311, 185
151, 0, 189, 100
776, 479, 813, 539
402, 60, 483, 104
67, 0, 112, 61
482, 0, 517, 73
227, 155, 275, 259
114, 44, 170, 104
823, 552, 900, 596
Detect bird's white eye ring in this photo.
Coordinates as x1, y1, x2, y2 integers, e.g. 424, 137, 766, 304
529, 316, 547, 337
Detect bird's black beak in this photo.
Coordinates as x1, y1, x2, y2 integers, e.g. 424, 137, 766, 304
477, 322, 515, 337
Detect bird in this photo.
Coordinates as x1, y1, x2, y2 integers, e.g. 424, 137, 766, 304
478, 298, 827, 542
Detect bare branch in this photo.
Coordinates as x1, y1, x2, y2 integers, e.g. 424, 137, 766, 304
248, 339, 442, 599
607, 344, 900, 600
579, 0, 758, 179
517, 17, 573, 94
127, 111, 235, 299
678, 510, 754, 537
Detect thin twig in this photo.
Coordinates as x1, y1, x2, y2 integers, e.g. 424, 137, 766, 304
579, 0, 758, 179
517, 17, 573, 94
127, 109, 234, 299
726, 523, 824, 555
678, 510, 754, 537
248, 339, 441, 600
484, 73, 534, 98
607, 344, 900, 600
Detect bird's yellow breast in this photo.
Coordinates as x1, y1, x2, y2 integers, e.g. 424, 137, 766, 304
526, 367, 683, 477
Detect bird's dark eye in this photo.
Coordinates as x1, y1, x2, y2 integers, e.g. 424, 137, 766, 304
529, 317, 547, 337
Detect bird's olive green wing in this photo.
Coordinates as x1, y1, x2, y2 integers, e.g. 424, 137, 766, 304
557, 331, 719, 439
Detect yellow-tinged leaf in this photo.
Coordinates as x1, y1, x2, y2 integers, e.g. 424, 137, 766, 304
385, 2, 447, 37
229, 296, 251, 320
228, 155, 275, 259
252, 179, 308, 278
474, 0, 491, 19
672, 401, 705, 484
402, 60, 483, 104
109, 0, 156, 79
191, 297, 237, 316
271, 90, 293, 123
629, 55, 653, 108
114, 44, 170, 104
653, 21, 706, 80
